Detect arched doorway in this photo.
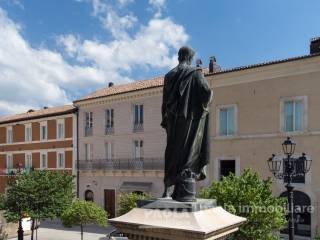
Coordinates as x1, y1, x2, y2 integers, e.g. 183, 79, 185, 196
280, 191, 311, 237
84, 190, 94, 202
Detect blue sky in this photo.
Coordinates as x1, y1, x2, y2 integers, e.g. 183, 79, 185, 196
0, 0, 319, 116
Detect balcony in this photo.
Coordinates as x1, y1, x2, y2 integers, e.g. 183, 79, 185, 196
105, 126, 114, 135
79, 158, 164, 171
133, 123, 144, 133
84, 127, 93, 137
0, 167, 33, 176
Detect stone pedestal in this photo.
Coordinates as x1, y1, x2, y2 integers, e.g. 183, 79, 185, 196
109, 198, 246, 240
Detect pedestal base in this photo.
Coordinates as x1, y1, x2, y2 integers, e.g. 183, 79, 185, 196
138, 198, 216, 212
109, 202, 246, 240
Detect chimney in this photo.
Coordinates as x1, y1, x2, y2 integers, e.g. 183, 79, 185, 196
108, 82, 114, 87
196, 59, 203, 67
209, 56, 221, 73
310, 37, 320, 54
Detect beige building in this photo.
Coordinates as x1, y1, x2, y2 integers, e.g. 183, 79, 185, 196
75, 38, 320, 238
73, 78, 166, 218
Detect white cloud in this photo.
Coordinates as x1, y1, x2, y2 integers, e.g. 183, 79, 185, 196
0, 0, 189, 116
101, 7, 137, 39
59, 17, 188, 82
117, 0, 134, 7
0, 8, 106, 115
149, 0, 166, 17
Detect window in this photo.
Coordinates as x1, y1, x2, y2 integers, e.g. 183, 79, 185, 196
57, 152, 65, 169
85, 112, 93, 136
105, 109, 114, 135
219, 160, 235, 180
25, 153, 32, 169
133, 104, 144, 132
57, 119, 65, 139
25, 124, 32, 142
40, 122, 47, 141
40, 152, 47, 169
283, 98, 305, 132
6, 154, 13, 170
6, 126, 13, 143
105, 142, 114, 160
219, 106, 236, 136
133, 140, 143, 159
84, 143, 93, 160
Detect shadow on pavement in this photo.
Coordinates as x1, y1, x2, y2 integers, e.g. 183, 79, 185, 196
40, 219, 114, 234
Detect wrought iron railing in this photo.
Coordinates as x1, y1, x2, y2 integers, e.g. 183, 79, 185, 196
105, 126, 114, 135
0, 167, 33, 176
85, 127, 93, 137
79, 158, 164, 171
133, 123, 144, 132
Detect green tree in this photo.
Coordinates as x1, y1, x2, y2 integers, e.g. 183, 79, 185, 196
118, 192, 151, 216
4, 170, 74, 240
61, 199, 107, 240
199, 169, 287, 240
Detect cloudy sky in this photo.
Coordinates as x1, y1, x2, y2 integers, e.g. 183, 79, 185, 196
0, 0, 319, 116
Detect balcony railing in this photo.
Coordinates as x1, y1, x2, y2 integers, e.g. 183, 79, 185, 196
79, 158, 164, 171
85, 127, 93, 137
133, 123, 144, 132
0, 167, 33, 176
105, 126, 114, 135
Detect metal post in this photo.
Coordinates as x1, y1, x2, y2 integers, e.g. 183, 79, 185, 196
286, 183, 294, 240
17, 218, 24, 240
286, 156, 294, 240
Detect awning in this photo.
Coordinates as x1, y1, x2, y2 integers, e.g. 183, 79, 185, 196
120, 181, 153, 192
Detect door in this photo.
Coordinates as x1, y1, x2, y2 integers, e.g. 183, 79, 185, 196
104, 189, 116, 218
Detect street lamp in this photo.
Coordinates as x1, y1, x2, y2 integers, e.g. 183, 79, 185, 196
267, 137, 312, 240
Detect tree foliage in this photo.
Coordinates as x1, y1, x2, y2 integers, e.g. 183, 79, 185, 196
199, 169, 287, 240
3, 170, 74, 240
5, 170, 74, 222
61, 199, 107, 240
118, 192, 151, 216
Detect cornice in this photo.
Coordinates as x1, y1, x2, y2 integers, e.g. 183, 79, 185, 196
208, 56, 320, 88
75, 88, 163, 108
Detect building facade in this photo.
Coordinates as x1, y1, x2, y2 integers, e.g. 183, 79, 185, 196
74, 78, 166, 218
0, 105, 77, 192
75, 38, 320, 239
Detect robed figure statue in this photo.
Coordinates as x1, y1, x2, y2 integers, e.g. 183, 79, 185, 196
161, 46, 213, 202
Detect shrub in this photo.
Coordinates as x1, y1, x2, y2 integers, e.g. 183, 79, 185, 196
118, 192, 151, 216
199, 169, 287, 240
61, 199, 107, 240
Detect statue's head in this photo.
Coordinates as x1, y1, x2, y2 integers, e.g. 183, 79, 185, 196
178, 46, 195, 65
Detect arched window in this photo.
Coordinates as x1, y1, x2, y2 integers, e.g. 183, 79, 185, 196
85, 190, 94, 202
280, 191, 311, 237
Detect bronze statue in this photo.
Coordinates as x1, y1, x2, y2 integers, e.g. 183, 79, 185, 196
161, 46, 213, 202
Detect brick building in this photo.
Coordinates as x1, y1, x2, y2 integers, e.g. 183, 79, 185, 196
0, 105, 77, 192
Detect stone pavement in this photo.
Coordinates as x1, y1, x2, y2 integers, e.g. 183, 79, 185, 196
10, 220, 114, 240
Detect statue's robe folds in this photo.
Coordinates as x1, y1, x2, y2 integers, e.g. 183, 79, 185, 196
161, 63, 213, 188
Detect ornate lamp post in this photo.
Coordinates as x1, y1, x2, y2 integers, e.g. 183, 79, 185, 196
267, 137, 312, 240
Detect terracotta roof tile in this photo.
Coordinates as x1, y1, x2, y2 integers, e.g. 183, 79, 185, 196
75, 53, 320, 103
74, 76, 165, 103
0, 105, 76, 124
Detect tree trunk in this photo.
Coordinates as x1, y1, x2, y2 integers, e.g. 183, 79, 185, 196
80, 224, 83, 240
30, 219, 35, 240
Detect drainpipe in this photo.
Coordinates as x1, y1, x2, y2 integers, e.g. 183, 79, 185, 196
76, 107, 80, 198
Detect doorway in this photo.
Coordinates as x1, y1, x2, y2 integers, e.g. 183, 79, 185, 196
104, 189, 116, 218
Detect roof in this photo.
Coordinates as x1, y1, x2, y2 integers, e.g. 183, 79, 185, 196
0, 105, 77, 125
74, 53, 320, 104
208, 52, 320, 76
74, 76, 165, 103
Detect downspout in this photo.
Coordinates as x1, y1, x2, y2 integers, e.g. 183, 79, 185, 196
76, 107, 80, 198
